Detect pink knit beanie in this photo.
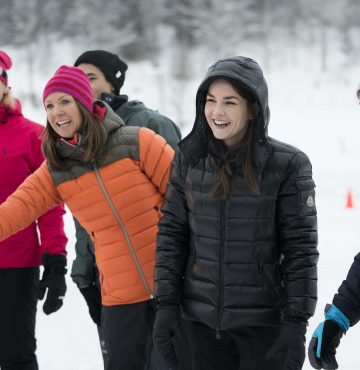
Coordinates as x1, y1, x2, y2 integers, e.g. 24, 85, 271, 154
43, 65, 93, 114
0, 51, 12, 86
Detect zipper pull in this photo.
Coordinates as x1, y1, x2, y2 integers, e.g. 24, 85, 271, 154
258, 257, 263, 273
216, 328, 221, 340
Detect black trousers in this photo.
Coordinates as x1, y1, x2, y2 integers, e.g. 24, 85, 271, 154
0, 267, 39, 370
99, 300, 155, 370
187, 321, 289, 370
98, 301, 191, 370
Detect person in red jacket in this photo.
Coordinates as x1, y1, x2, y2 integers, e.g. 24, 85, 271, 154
0, 50, 68, 370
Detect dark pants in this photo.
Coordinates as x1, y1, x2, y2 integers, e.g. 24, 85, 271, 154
0, 267, 39, 370
99, 300, 155, 370
187, 321, 288, 370
97, 299, 175, 370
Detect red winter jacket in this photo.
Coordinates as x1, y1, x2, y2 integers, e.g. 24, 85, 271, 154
0, 100, 67, 268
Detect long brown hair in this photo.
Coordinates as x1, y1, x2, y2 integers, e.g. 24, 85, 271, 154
208, 83, 260, 199
42, 100, 107, 169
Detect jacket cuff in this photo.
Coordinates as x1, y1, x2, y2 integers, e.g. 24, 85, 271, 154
156, 294, 180, 307
284, 309, 310, 324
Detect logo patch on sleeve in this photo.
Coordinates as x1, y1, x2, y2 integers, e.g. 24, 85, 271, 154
306, 195, 315, 207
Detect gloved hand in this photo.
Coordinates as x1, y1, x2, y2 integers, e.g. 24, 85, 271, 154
266, 316, 307, 370
153, 303, 181, 366
38, 253, 67, 315
308, 304, 350, 370
79, 285, 102, 326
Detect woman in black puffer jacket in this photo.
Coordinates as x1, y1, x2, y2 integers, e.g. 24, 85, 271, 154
153, 56, 318, 370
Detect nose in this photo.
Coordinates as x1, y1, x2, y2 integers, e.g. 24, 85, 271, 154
212, 103, 225, 117
53, 103, 63, 117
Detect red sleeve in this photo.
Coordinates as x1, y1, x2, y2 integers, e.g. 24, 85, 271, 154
37, 205, 67, 256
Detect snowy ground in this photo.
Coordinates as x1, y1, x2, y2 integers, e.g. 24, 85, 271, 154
6, 48, 360, 369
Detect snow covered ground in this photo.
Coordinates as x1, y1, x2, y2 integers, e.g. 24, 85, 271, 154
5, 47, 360, 369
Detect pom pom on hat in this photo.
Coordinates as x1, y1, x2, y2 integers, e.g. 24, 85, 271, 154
0, 51, 13, 86
43, 65, 94, 114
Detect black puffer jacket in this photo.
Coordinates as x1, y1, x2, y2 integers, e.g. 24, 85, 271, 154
155, 56, 318, 331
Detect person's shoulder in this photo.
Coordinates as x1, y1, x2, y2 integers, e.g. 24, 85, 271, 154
17, 116, 45, 139
267, 137, 312, 168
117, 99, 146, 116
112, 124, 139, 142
123, 100, 172, 122
268, 137, 304, 155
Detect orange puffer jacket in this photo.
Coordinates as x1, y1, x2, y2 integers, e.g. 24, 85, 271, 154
0, 105, 174, 306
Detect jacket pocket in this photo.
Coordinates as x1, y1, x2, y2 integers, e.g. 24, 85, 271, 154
295, 178, 316, 216
257, 257, 282, 304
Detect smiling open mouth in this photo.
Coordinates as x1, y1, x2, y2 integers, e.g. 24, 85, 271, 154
213, 119, 230, 127
57, 119, 71, 127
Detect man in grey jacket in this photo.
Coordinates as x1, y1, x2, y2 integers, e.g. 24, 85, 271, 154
70, 50, 185, 370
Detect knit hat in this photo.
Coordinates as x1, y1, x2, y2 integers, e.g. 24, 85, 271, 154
43, 65, 94, 114
0, 51, 12, 86
74, 50, 128, 95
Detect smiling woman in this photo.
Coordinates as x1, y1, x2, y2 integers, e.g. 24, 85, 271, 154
204, 79, 258, 147
44, 93, 82, 138
153, 56, 319, 370
0, 64, 175, 370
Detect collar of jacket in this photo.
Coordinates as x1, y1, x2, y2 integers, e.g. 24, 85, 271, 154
178, 126, 272, 184
100, 92, 128, 112
54, 100, 125, 159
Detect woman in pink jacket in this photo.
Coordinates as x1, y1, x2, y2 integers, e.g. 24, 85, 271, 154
0, 50, 68, 370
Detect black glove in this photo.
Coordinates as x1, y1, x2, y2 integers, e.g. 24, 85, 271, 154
308, 320, 343, 370
38, 253, 67, 315
266, 317, 307, 370
79, 285, 102, 326
153, 303, 181, 366
308, 304, 350, 370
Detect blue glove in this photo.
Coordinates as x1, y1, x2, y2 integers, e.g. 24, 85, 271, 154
308, 304, 350, 369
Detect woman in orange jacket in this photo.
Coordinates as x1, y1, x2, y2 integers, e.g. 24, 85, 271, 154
0, 65, 174, 370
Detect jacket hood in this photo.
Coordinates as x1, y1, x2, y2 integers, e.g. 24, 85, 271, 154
0, 99, 22, 123
180, 56, 270, 159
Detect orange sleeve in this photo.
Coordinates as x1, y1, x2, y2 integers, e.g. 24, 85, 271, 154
138, 127, 175, 195
0, 161, 62, 242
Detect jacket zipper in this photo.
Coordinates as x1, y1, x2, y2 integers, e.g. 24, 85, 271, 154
258, 256, 263, 273
91, 161, 154, 299
216, 200, 225, 339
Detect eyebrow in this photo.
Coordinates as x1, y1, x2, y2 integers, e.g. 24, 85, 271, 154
44, 94, 70, 103
87, 72, 97, 78
206, 92, 239, 100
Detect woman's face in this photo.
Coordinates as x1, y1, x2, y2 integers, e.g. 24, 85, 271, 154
204, 79, 252, 147
44, 92, 82, 138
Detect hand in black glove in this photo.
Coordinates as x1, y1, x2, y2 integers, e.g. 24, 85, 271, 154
308, 304, 349, 370
153, 304, 181, 366
308, 321, 343, 370
266, 317, 307, 370
79, 285, 102, 326
38, 253, 67, 315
